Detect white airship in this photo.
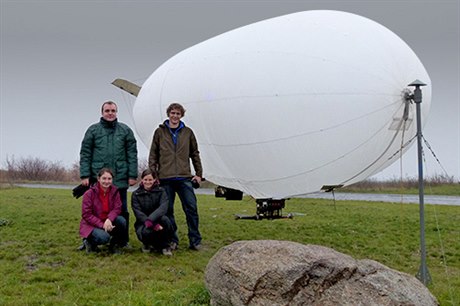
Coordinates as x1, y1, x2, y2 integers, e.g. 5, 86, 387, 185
114, 10, 431, 202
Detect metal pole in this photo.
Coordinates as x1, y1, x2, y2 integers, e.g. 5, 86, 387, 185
408, 79, 431, 286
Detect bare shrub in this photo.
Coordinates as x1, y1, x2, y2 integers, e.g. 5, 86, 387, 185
426, 173, 456, 185
346, 173, 457, 191
19, 157, 48, 180
66, 161, 81, 182
2, 156, 149, 183
46, 161, 67, 181
5, 155, 19, 181
4, 156, 71, 182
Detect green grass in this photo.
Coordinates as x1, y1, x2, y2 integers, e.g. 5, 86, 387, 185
0, 187, 459, 305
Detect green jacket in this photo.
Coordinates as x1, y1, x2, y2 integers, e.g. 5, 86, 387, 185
80, 118, 138, 188
149, 121, 203, 180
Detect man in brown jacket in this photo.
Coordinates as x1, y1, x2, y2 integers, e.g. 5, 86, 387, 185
149, 102, 203, 250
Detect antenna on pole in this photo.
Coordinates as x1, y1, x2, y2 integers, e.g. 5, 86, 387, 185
407, 79, 432, 286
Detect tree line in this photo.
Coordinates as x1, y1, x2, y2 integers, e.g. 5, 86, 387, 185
1, 156, 148, 183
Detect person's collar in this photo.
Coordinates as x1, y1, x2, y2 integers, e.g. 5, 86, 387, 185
164, 119, 183, 129
100, 117, 118, 128
97, 182, 111, 194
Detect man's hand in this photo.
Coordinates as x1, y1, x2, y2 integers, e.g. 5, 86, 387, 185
129, 178, 137, 186
81, 178, 90, 186
192, 176, 202, 184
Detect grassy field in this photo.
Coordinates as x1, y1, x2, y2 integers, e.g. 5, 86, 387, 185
0, 187, 459, 305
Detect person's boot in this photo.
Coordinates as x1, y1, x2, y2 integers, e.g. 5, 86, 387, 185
77, 239, 86, 251
109, 239, 122, 255
162, 247, 173, 256
84, 239, 100, 254
141, 244, 152, 253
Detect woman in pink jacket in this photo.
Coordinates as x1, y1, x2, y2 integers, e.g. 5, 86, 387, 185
79, 168, 127, 254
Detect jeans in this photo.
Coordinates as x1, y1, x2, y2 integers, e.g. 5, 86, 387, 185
88, 216, 127, 247
161, 179, 202, 247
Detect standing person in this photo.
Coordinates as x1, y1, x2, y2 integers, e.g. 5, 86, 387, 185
149, 102, 203, 251
79, 168, 127, 254
79, 101, 138, 247
131, 169, 174, 256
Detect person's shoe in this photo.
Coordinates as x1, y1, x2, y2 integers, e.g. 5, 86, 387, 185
77, 239, 86, 251
141, 244, 152, 253
83, 239, 92, 253
189, 243, 202, 251
120, 242, 133, 250
109, 244, 123, 255
162, 248, 173, 256
169, 242, 178, 251
110, 247, 123, 255
84, 239, 100, 254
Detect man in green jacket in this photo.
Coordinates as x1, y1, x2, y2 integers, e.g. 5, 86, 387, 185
149, 102, 203, 251
80, 101, 138, 246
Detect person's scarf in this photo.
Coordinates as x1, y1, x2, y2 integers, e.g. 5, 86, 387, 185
98, 183, 110, 220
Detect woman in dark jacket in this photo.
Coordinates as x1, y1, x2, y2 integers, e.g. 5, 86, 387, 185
79, 168, 127, 254
132, 169, 174, 255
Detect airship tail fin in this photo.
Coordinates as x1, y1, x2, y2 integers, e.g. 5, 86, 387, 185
112, 78, 141, 97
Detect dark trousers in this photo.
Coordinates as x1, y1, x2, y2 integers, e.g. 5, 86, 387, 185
118, 188, 130, 244
137, 215, 174, 250
160, 179, 202, 247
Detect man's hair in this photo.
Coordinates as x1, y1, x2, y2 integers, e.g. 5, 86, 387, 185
166, 102, 186, 117
141, 168, 158, 179
101, 101, 118, 113
98, 167, 114, 178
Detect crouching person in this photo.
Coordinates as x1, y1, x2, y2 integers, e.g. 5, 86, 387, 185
79, 168, 127, 254
132, 169, 174, 256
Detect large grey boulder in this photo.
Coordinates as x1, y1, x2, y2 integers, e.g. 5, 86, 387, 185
205, 240, 438, 306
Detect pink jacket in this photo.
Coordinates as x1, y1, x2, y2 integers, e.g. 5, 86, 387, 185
79, 184, 122, 238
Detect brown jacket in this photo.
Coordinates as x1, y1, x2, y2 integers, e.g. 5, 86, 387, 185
149, 121, 203, 180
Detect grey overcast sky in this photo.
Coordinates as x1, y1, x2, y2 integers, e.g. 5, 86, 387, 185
1, 0, 459, 181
